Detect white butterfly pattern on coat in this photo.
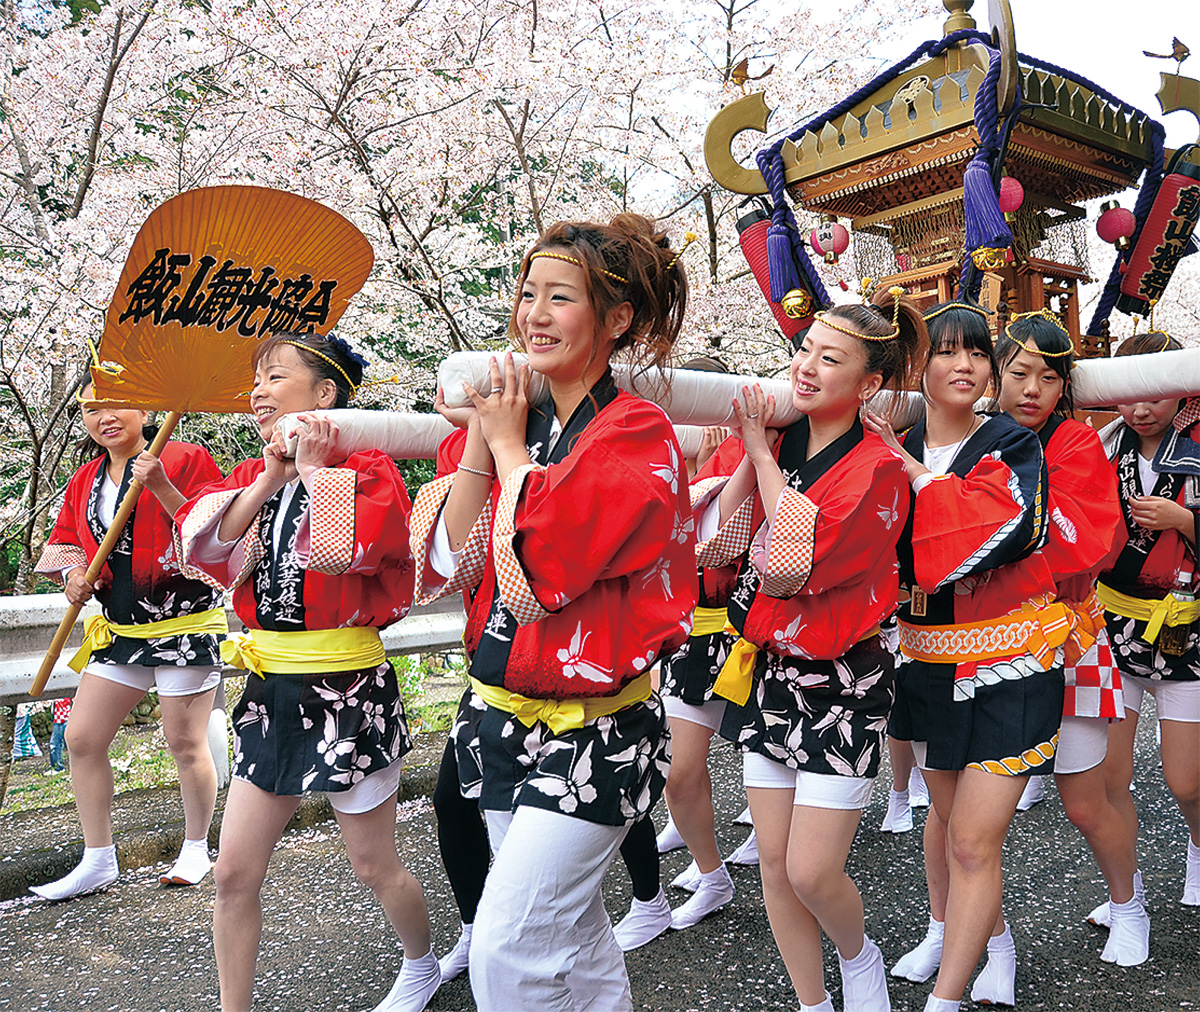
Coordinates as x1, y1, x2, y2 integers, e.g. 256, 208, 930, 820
556, 622, 615, 683
877, 489, 900, 530
649, 439, 680, 494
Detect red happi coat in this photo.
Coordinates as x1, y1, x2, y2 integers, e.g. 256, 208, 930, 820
1040, 416, 1126, 719
1040, 417, 1125, 604
177, 450, 414, 631
411, 391, 697, 700
39, 443, 222, 601
901, 413, 1056, 627
693, 422, 909, 660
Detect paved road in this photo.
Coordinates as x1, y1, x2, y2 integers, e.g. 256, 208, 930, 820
2, 714, 1196, 1011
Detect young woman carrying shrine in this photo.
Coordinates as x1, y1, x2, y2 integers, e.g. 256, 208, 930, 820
176, 332, 437, 1012
866, 302, 1063, 1012
693, 289, 922, 1012
32, 382, 225, 901
1094, 332, 1200, 927
411, 214, 696, 1010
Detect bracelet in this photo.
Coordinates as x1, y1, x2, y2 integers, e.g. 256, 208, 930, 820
457, 463, 494, 478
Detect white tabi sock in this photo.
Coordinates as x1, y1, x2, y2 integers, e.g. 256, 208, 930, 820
838, 935, 890, 1012
923, 996, 960, 1012
1183, 838, 1200, 905
1101, 896, 1150, 966
437, 921, 472, 983
161, 837, 211, 886
970, 924, 1016, 1006
29, 845, 118, 901
891, 917, 943, 982
371, 948, 441, 1012
800, 993, 835, 1012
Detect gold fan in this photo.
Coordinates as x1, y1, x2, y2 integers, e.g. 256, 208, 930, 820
31, 186, 374, 695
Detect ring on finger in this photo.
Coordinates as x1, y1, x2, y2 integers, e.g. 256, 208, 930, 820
747, 413, 759, 418
490, 387, 502, 394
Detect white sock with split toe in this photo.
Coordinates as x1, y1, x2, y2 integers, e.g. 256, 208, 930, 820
800, 994, 835, 1012
970, 925, 1016, 1006
838, 935, 890, 1012
613, 888, 672, 951
1101, 896, 1150, 966
923, 997, 960, 1012
29, 845, 118, 901
891, 917, 943, 982
1183, 838, 1200, 905
161, 838, 211, 885
670, 864, 734, 929
1088, 868, 1145, 928
437, 921, 472, 983
880, 789, 913, 833
371, 949, 441, 1012
656, 813, 685, 853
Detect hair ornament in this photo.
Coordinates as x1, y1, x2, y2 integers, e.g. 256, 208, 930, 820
921, 302, 989, 323
279, 339, 360, 399
326, 332, 369, 370
814, 285, 904, 343
1004, 308, 1073, 358
529, 250, 628, 285
665, 231, 699, 272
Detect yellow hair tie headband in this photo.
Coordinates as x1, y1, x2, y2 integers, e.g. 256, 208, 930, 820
813, 286, 905, 342
1003, 308, 1073, 358
529, 250, 628, 285
278, 340, 360, 398
922, 302, 989, 323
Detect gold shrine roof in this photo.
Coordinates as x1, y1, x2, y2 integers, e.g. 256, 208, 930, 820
705, 41, 1157, 224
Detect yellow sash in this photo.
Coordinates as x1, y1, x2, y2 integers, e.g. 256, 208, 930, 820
898, 597, 1073, 670
690, 606, 729, 637
713, 622, 882, 707
469, 673, 652, 735
220, 627, 385, 678
1096, 582, 1200, 646
70, 608, 229, 674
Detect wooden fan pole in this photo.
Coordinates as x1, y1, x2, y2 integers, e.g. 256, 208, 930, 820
29, 412, 183, 697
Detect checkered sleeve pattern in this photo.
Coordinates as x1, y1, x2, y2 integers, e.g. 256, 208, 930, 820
492, 463, 550, 626
178, 489, 264, 591
1175, 396, 1200, 434
689, 475, 727, 511
306, 468, 357, 575
695, 493, 756, 569
410, 473, 492, 605
34, 543, 88, 583
760, 488, 819, 599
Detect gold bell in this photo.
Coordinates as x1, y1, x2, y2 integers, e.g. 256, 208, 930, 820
781, 289, 812, 319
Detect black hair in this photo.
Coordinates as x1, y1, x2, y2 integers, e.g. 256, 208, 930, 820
921, 302, 998, 394
252, 332, 364, 409
994, 315, 1075, 417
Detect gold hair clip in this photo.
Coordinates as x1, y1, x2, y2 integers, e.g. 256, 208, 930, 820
279, 340, 359, 398
529, 250, 628, 285
1003, 308, 1073, 357
666, 232, 699, 271
922, 302, 989, 323
814, 287, 905, 343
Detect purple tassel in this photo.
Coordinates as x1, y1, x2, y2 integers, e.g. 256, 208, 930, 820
962, 156, 1011, 252
766, 220, 803, 303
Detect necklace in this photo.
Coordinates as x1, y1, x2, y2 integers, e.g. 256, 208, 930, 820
926, 414, 981, 469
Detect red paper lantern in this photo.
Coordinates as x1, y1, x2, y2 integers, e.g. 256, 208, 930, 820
998, 176, 1024, 215
810, 216, 849, 264
1097, 200, 1136, 250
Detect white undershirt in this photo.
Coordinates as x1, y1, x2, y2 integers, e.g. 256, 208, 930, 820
1138, 452, 1157, 496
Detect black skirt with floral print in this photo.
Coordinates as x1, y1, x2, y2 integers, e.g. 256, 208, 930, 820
450, 688, 671, 827
721, 635, 894, 779
231, 662, 411, 796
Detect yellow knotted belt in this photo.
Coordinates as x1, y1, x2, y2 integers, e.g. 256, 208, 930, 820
898, 597, 1073, 671
1096, 582, 1200, 646
220, 627, 386, 679
712, 621, 882, 707
1064, 588, 1106, 668
469, 673, 652, 736
70, 608, 229, 674
690, 606, 729, 637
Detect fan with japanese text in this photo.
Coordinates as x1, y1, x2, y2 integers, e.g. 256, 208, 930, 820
89, 185, 374, 412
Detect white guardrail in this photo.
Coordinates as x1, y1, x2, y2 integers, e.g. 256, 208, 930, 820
0, 593, 467, 706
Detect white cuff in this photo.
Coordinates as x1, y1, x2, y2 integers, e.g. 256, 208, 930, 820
912, 472, 936, 495
429, 511, 463, 579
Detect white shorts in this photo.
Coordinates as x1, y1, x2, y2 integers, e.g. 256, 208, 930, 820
232, 757, 403, 815
1053, 715, 1109, 775
1120, 674, 1200, 723
742, 751, 874, 810
662, 695, 726, 733
87, 662, 220, 698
